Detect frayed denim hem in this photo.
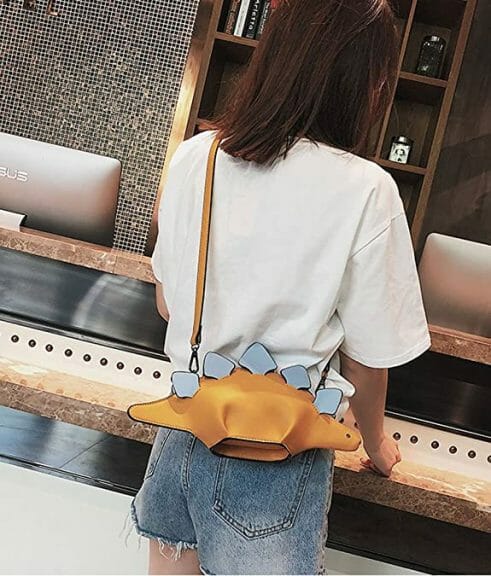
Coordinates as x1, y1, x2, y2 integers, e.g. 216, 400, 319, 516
123, 500, 198, 561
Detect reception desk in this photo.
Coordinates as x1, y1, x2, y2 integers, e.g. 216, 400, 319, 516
1, 226, 490, 574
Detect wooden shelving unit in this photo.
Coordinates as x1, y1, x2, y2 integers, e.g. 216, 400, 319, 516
143, 0, 483, 366
151, 0, 477, 255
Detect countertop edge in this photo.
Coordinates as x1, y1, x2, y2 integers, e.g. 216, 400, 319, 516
2, 229, 489, 364
0, 227, 155, 284
1, 379, 489, 533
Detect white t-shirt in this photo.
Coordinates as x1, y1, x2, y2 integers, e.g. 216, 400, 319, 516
152, 131, 431, 414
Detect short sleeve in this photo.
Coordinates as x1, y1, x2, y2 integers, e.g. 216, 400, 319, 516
337, 212, 431, 368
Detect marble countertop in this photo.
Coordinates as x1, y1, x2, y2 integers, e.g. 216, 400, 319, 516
2, 226, 489, 364
0, 227, 154, 283
429, 324, 490, 365
1, 357, 489, 533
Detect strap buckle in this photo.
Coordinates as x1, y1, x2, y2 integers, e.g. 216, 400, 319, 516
189, 345, 200, 374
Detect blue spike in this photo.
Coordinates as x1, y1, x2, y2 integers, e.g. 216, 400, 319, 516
314, 388, 343, 416
238, 342, 277, 375
171, 372, 200, 398
204, 352, 235, 379
280, 365, 311, 390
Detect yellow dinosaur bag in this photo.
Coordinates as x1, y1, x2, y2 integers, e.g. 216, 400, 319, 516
128, 138, 361, 461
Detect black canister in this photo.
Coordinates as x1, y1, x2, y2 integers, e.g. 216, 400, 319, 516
416, 35, 446, 78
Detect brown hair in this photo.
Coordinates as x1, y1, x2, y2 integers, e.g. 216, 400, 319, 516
207, 0, 399, 164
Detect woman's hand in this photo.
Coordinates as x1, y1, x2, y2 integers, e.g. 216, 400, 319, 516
361, 435, 401, 477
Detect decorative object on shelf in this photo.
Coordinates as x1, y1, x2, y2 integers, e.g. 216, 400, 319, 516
415, 35, 446, 78
389, 136, 414, 164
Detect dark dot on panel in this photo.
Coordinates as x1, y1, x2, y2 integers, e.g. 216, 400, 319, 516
117, 362, 125, 370
83, 354, 91, 362
410, 435, 418, 444
340, 418, 344, 424
431, 441, 439, 449
346, 433, 351, 438
153, 371, 161, 379
354, 422, 358, 428
449, 445, 457, 454
28, 339, 36, 348
393, 432, 401, 441
45, 344, 54, 352
487, 455, 491, 464
100, 358, 108, 366
134, 367, 142, 375
11, 335, 19, 343
64, 349, 73, 357
468, 450, 476, 459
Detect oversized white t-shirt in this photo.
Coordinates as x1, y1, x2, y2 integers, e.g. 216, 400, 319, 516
152, 131, 431, 415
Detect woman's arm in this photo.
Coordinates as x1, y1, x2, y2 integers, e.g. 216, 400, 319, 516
340, 351, 386, 448
340, 351, 401, 477
155, 281, 170, 321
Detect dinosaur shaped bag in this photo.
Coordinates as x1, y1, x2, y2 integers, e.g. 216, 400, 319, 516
128, 138, 361, 461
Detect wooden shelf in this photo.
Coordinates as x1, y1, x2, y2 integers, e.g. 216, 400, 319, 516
215, 31, 259, 48
376, 158, 427, 180
414, 0, 467, 29
399, 71, 448, 88
397, 71, 447, 105
214, 31, 258, 64
429, 324, 491, 366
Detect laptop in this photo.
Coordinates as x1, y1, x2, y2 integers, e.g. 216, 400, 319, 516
418, 233, 491, 338
0, 132, 121, 246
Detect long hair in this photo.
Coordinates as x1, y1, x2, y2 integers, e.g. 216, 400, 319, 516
207, 0, 399, 164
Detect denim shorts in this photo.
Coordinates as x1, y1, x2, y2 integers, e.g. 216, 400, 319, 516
130, 427, 334, 575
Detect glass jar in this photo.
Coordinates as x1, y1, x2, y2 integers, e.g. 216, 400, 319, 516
389, 136, 413, 164
416, 35, 446, 78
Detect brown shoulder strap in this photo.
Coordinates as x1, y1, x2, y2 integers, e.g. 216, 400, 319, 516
190, 137, 221, 358
187, 136, 333, 378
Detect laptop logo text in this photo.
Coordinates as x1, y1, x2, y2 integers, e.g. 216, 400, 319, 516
0, 166, 29, 182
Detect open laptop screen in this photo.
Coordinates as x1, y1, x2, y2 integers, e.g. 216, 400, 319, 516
419, 233, 491, 338
0, 132, 121, 246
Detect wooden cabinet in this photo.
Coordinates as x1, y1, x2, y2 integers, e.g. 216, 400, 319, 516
149, 0, 477, 254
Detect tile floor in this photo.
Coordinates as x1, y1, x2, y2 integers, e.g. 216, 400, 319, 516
0, 462, 421, 575
0, 407, 422, 574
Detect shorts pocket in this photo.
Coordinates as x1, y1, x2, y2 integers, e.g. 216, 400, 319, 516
212, 449, 316, 539
144, 427, 172, 480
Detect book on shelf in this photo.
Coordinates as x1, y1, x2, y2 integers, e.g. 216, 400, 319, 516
224, 0, 241, 35
224, 0, 276, 39
244, 0, 264, 39
256, 0, 272, 39
234, 0, 252, 36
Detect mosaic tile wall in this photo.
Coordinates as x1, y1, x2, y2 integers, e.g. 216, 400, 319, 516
0, 0, 200, 253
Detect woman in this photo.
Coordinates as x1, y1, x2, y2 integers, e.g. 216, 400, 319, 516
130, 0, 431, 573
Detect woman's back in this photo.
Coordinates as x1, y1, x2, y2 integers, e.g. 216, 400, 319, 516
132, 2, 431, 573
152, 130, 429, 382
